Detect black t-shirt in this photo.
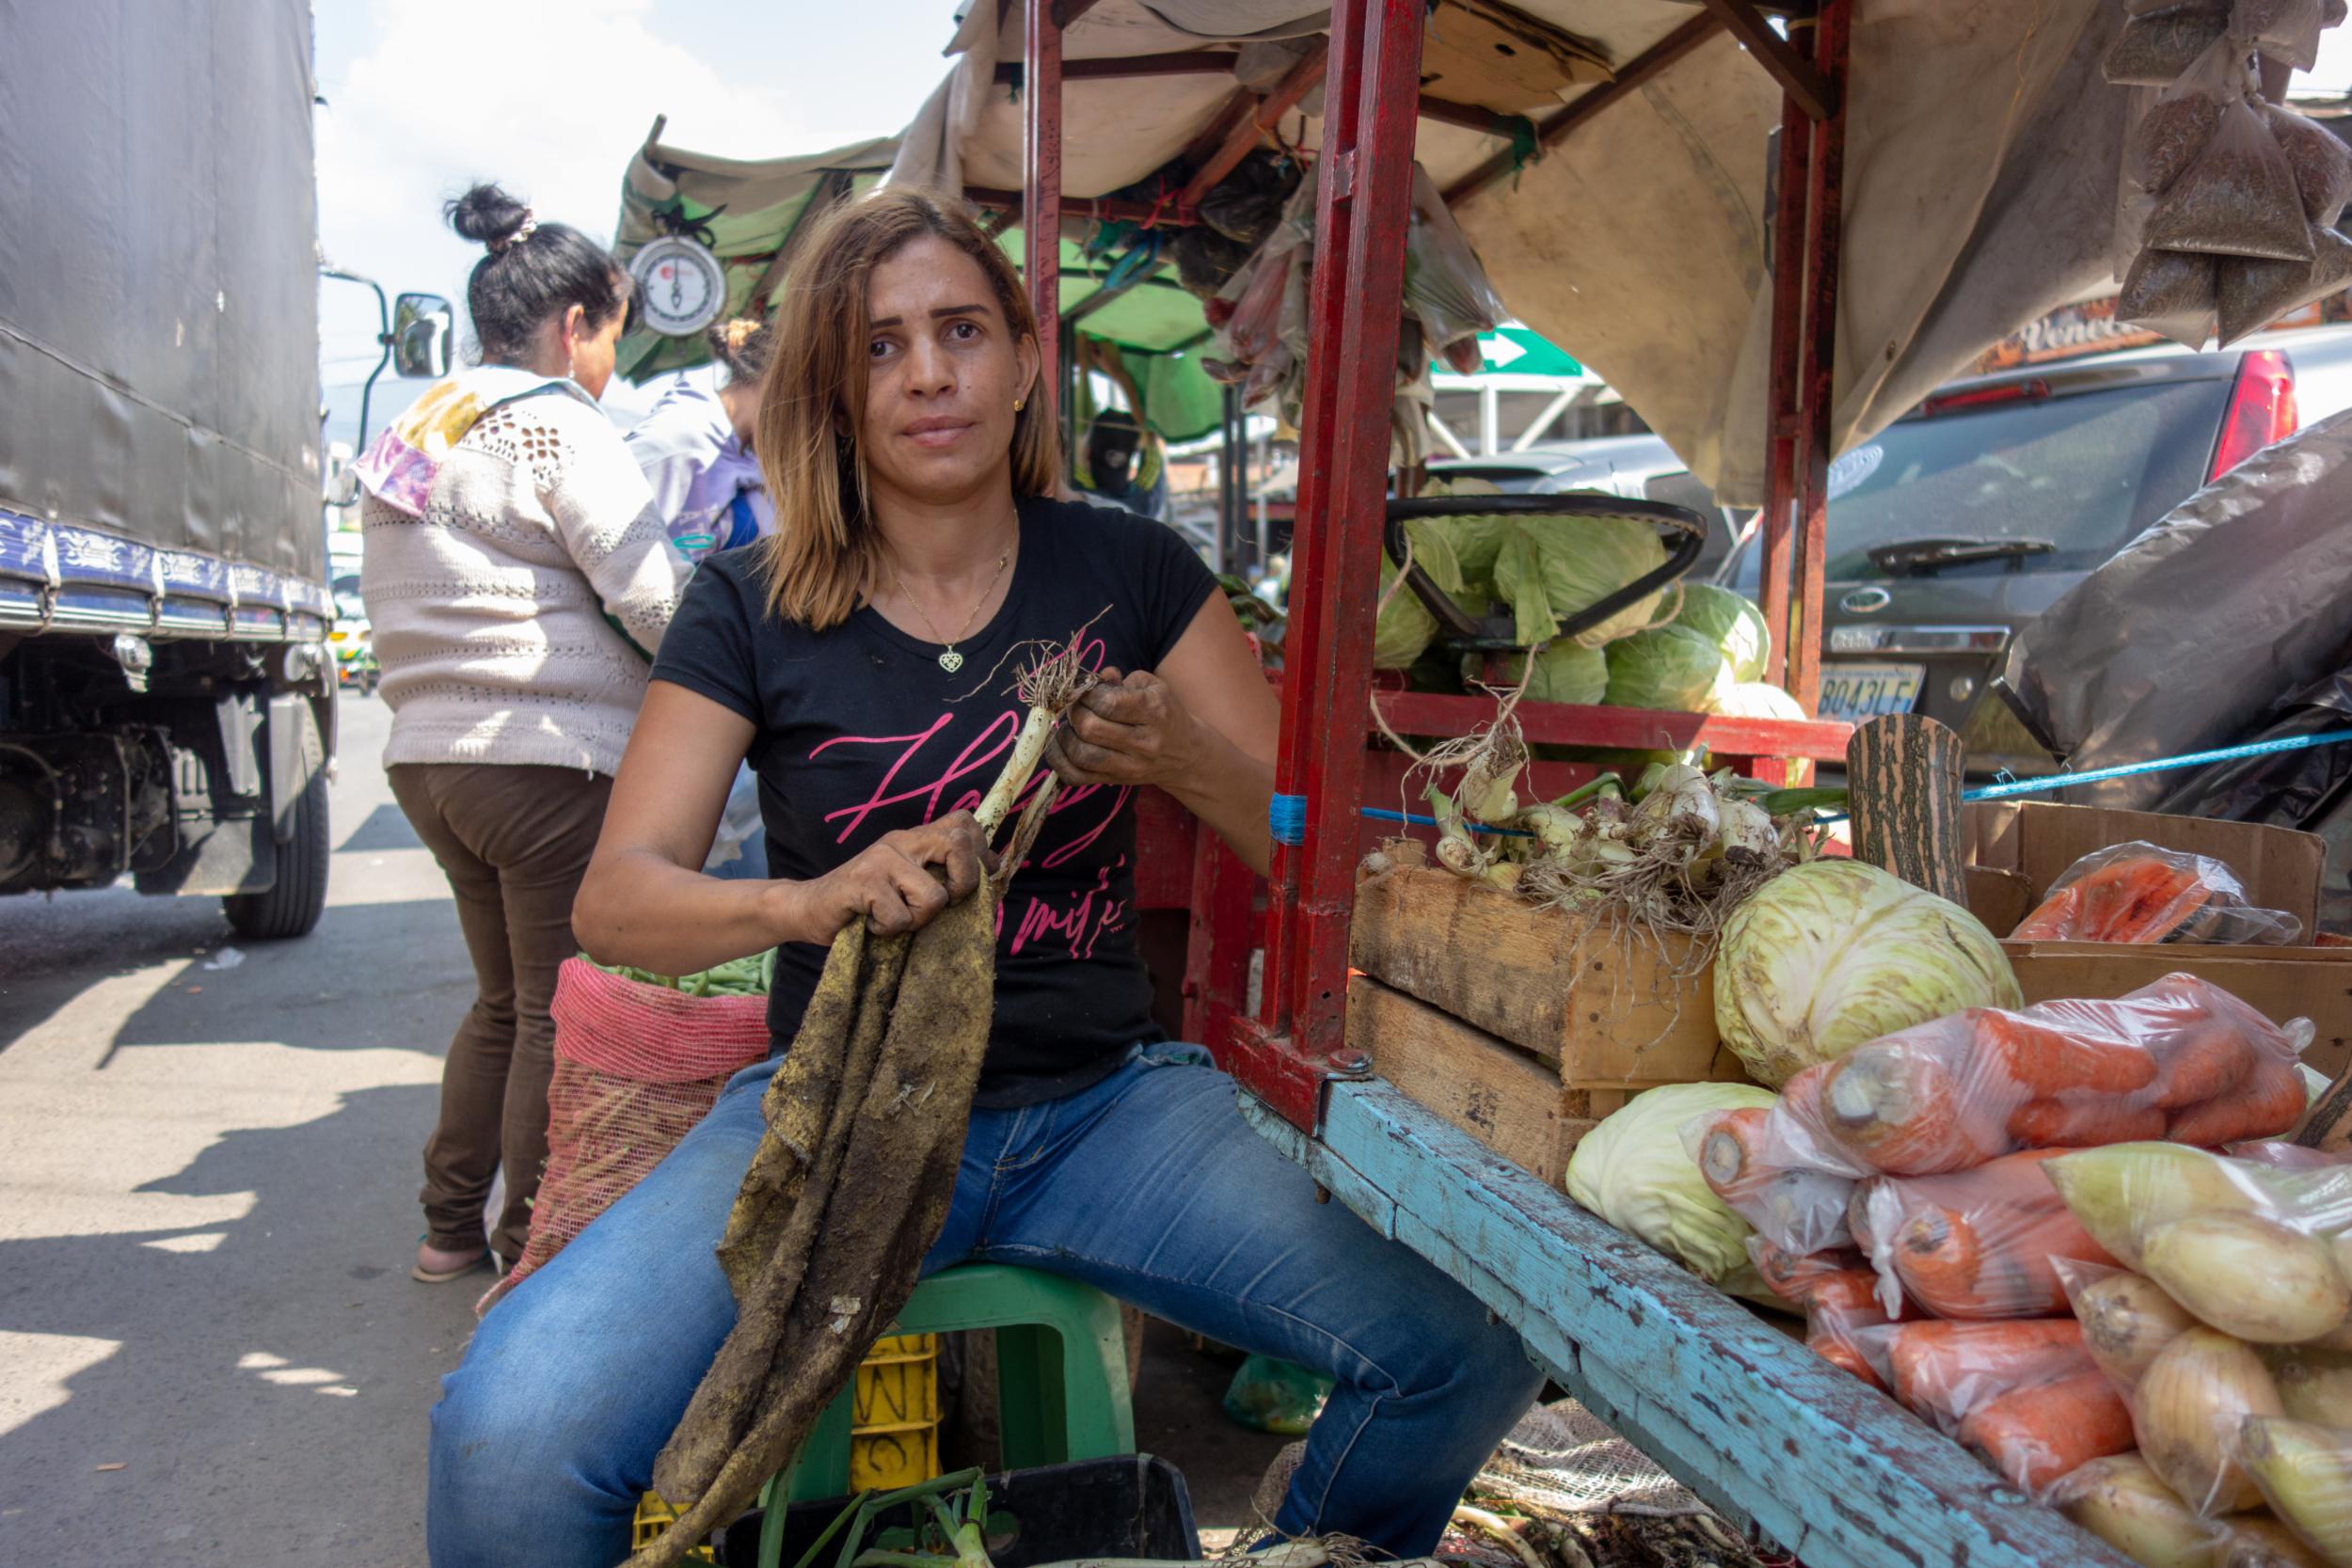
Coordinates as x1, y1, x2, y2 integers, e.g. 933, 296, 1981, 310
651, 497, 1218, 1107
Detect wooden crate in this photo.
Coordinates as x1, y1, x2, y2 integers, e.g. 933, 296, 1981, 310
1346, 978, 1598, 1179
1349, 867, 1743, 1089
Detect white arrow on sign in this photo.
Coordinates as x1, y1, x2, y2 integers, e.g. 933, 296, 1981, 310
1482, 334, 1527, 369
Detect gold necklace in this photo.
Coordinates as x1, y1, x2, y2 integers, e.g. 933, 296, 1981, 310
886, 546, 1011, 673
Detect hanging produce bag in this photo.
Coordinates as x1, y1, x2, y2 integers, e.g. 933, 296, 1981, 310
2145, 97, 2317, 261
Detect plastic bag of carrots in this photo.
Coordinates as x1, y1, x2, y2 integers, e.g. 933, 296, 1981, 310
1687, 1106, 1857, 1255
1754, 973, 2312, 1191
2011, 841, 2302, 946
1855, 1319, 2137, 1490
1857, 1148, 2120, 1319
1748, 1236, 1910, 1391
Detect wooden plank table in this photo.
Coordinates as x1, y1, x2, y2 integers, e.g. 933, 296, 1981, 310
1240, 1080, 2137, 1568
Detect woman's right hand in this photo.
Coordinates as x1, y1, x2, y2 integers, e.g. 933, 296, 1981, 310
778, 811, 995, 942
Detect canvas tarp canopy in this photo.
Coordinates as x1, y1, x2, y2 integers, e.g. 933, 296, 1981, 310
612, 128, 901, 383
886, 0, 2129, 506
612, 125, 1230, 441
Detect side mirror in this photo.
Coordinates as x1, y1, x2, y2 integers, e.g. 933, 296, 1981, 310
391, 293, 454, 379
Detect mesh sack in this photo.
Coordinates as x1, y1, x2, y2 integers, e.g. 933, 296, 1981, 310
478, 958, 770, 1312
2146, 98, 2318, 261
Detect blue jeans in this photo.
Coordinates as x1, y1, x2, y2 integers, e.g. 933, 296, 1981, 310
428, 1044, 1542, 1566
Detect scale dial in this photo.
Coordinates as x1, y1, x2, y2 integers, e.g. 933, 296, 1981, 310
628, 235, 726, 337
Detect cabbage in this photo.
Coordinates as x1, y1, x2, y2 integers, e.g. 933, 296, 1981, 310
1603, 626, 1726, 712
1565, 1082, 1779, 1287
1710, 681, 1806, 721
1503, 641, 1608, 705
1375, 518, 1470, 670
1670, 584, 1772, 684
1488, 515, 1671, 648
1714, 860, 2023, 1088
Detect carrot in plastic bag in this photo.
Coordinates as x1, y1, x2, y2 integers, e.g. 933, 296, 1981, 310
2168, 1056, 2310, 1146
1805, 1267, 1901, 1392
1883, 1319, 2088, 1430
1957, 1368, 2137, 1491
1867, 1150, 2119, 1320
1692, 1107, 1855, 1254
1974, 1010, 2161, 1098
2011, 847, 2214, 942
2007, 1095, 2169, 1148
1745, 1236, 1867, 1305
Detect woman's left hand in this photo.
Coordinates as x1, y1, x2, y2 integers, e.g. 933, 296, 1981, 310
1043, 667, 1199, 788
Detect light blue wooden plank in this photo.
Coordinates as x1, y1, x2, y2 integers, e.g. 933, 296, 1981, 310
1249, 1083, 2135, 1568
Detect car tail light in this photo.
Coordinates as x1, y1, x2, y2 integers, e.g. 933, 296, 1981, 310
2210, 349, 2299, 483
1919, 378, 2051, 418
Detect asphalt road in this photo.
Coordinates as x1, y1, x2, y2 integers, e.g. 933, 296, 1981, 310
0, 692, 1279, 1566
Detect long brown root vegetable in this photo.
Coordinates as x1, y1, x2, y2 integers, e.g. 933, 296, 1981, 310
627, 636, 1095, 1567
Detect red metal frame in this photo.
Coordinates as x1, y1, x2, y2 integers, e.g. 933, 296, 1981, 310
1017, 0, 1856, 1132
1023, 0, 1064, 419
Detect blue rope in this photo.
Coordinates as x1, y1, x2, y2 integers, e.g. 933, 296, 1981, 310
1269, 792, 1310, 847
1959, 726, 2352, 801
1359, 806, 1534, 838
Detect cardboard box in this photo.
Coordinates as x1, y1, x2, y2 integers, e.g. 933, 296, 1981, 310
1349, 866, 1746, 1089
1963, 801, 2352, 1080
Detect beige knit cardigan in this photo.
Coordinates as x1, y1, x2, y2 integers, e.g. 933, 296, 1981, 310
360, 390, 691, 776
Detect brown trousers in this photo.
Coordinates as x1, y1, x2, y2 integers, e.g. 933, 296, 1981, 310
389, 763, 612, 1261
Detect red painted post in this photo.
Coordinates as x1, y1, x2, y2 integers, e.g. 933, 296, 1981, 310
1249, 0, 1426, 1103
1786, 0, 1850, 717
1757, 94, 1810, 692
1024, 0, 1063, 420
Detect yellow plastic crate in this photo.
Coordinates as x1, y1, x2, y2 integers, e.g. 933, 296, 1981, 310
631, 1492, 717, 1563
850, 1332, 942, 1492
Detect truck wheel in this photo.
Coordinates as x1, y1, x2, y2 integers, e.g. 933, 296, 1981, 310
224, 704, 329, 940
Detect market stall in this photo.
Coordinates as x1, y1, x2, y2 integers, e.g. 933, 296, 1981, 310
946, 1, 2352, 1565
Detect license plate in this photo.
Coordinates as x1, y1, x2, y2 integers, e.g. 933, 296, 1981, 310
1818, 662, 1925, 722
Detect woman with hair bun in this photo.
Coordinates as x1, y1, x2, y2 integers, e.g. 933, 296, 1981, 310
353, 182, 691, 1286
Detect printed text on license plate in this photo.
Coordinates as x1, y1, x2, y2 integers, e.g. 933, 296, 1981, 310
1818, 663, 1925, 722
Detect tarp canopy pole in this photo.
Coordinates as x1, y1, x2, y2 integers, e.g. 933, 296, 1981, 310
1229, 0, 1427, 1126
1024, 0, 1066, 422
1757, 0, 1850, 721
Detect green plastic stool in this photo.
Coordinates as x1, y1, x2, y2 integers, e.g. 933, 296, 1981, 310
754, 1264, 1136, 1568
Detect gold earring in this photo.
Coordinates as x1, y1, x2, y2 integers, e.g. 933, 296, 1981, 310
1013, 397, 1025, 413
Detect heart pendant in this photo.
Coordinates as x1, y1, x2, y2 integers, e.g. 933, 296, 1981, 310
937, 649, 964, 673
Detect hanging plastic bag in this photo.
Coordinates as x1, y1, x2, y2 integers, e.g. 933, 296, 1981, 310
2125, 0, 2231, 12
2238, 0, 2328, 70
2012, 841, 2305, 945
2223, 231, 2352, 345
1859, 1149, 2121, 1320
1197, 149, 1304, 249
2129, 38, 2249, 199
2106, 7, 2236, 84
1403, 164, 1508, 370
2147, 98, 2320, 261
2120, 245, 2222, 347
2268, 103, 2352, 225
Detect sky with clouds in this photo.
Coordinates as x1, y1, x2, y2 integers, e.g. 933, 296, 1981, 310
313, 0, 961, 448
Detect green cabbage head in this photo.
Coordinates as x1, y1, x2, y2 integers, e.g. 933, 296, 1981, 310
1668, 584, 1772, 685
1603, 625, 1726, 711
1484, 514, 1671, 648
1714, 860, 2022, 1088
1565, 1082, 1779, 1288
1374, 517, 1471, 670
1710, 680, 1806, 721
1502, 641, 1609, 705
